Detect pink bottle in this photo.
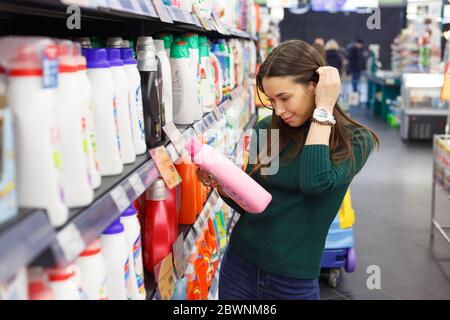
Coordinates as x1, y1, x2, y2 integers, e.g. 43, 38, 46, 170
184, 138, 272, 214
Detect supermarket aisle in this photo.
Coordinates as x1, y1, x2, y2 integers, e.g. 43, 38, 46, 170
320, 105, 450, 300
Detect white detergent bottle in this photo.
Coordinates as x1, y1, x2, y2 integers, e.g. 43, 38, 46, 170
106, 48, 136, 165
83, 48, 123, 176
100, 218, 130, 300
154, 40, 173, 124
121, 206, 146, 300
199, 43, 215, 112
47, 266, 84, 300
169, 41, 196, 126
75, 240, 109, 300
182, 34, 202, 121
2, 37, 68, 227
55, 41, 93, 208
121, 48, 147, 155
74, 43, 101, 190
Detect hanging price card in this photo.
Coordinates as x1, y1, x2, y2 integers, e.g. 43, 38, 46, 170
154, 254, 175, 300
149, 146, 182, 189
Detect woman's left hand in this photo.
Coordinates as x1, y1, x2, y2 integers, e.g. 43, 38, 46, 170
315, 66, 341, 112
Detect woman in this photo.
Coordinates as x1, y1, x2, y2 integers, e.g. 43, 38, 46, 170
325, 39, 343, 75
197, 40, 378, 300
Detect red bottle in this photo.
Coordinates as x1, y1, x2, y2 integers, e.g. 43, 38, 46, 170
166, 185, 178, 246
143, 178, 171, 273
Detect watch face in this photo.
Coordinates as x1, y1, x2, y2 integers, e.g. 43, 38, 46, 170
317, 109, 328, 117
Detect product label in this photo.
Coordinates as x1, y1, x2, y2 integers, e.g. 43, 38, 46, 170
81, 115, 92, 186
124, 258, 131, 300
135, 84, 146, 140
133, 235, 146, 296
42, 45, 58, 89
50, 126, 65, 203
149, 146, 182, 189
113, 96, 121, 153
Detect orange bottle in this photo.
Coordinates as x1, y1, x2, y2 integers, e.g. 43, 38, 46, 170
194, 233, 211, 300
175, 162, 197, 225
205, 218, 219, 287
195, 165, 204, 216
185, 247, 201, 300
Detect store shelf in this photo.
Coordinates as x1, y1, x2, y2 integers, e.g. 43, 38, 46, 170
0, 0, 254, 40
0, 209, 55, 282
403, 109, 450, 116
30, 85, 245, 269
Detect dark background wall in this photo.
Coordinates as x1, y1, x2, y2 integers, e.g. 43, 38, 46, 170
279, 7, 407, 70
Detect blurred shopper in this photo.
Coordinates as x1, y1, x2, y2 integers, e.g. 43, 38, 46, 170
347, 38, 366, 93
325, 39, 343, 75
313, 37, 326, 59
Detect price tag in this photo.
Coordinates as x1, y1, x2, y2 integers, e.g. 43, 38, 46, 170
163, 122, 188, 159
152, 0, 173, 23
192, 15, 202, 27
154, 254, 175, 300
172, 234, 187, 279
129, 173, 146, 197
57, 224, 86, 262
149, 146, 182, 189
110, 185, 130, 213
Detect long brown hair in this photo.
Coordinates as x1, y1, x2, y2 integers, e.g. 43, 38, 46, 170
251, 40, 379, 176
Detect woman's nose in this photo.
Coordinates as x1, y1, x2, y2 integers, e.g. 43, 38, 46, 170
274, 104, 286, 117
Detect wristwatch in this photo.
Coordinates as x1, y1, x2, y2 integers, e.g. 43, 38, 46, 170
311, 107, 336, 126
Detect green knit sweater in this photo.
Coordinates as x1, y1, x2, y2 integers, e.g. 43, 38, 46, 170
221, 116, 374, 280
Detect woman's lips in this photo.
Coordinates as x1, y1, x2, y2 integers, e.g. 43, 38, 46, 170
283, 115, 294, 122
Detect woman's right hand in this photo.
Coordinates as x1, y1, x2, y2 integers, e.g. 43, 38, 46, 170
196, 167, 229, 198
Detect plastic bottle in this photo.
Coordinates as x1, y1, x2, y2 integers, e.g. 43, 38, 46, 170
55, 41, 94, 208
211, 42, 228, 97
154, 40, 173, 124
143, 178, 171, 273
156, 33, 174, 57
195, 232, 210, 300
199, 43, 215, 112
100, 218, 130, 300
137, 37, 165, 147
3, 37, 68, 227
75, 240, 109, 300
28, 267, 53, 300
83, 48, 123, 176
185, 247, 201, 300
121, 48, 147, 155
185, 138, 272, 214
205, 218, 219, 287
182, 34, 202, 121
170, 41, 196, 126
175, 162, 197, 225
106, 37, 123, 49
209, 51, 224, 105
166, 186, 178, 246
74, 43, 101, 190
47, 265, 83, 300
106, 48, 136, 164
121, 206, 146, 300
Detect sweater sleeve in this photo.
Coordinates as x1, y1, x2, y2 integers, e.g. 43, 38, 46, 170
218, 116, 272, 214
297, 127, 374, 196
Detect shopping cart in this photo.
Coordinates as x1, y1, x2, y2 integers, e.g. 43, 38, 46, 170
320, 190, 357, 288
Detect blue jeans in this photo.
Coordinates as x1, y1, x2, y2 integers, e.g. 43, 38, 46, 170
351, 71, 361, 92
219, 246, 320, 300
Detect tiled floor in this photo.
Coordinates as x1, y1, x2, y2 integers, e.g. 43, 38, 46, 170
319, 104, 450, 300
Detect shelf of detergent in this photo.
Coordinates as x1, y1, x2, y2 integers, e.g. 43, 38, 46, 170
0, 40, 254, 283
0, 0, 256, 41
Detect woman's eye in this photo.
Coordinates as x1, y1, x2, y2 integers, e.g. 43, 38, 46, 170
281, 97, 289, 102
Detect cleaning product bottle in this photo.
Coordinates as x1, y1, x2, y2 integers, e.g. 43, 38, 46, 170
100, 218, 130, 300
182, 34, 203, 121
74, 43, 101, 190
3, 37, 68, 227
106, 37, 124, 49
185, 138, 272, 213
28, 267, 53, 300
156, 33, 174, 57
199, 43, 215, 112
75, 240, 109, 300
121, 206, 146, 300
195, 165, 204, 216
55, 40, 93, 208
137, 37, 165, 148
47, 265, 84, 300
154, 39, 173, 124
185, 247, 201, 300
209, 51, 224, 105
211, 42, 228, 99
166, 186, 179, 246
170, 41, 196, 126
143, 178, 171, 273
194, 233, 210, 300
205, 218, 219, 287
83, 48, 123, 176
121, 48, 147, 155
106, 48, 136, 164
175, 162, 197, 225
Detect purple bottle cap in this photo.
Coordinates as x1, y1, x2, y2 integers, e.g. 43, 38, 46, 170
83, 48, 110, 69
106, 48, 124, 67
121, 205, 137, 217
120, 48, 137, 65
102, 218, 124, 235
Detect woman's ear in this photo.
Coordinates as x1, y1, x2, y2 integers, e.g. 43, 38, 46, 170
306, 82, 317, 96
